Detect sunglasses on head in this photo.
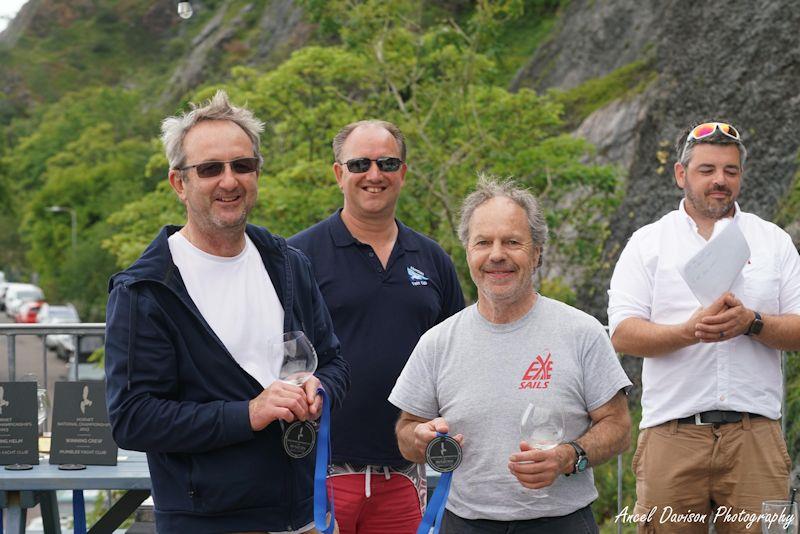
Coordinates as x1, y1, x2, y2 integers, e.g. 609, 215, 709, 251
341, 157, 403, 173
179, 157, 259, 178
687, 122, 741, 142
681, 122, 741, 162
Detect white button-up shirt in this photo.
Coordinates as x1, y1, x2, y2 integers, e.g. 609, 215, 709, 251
608, 201, 800, 428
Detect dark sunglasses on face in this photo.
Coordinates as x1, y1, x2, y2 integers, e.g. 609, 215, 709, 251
178, 157, 260, 178
341, 157, 403, 173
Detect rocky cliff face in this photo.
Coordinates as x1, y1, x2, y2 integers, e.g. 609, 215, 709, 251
514, 0, 800, 321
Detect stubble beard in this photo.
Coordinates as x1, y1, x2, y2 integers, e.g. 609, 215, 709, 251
685, 187, 735, 220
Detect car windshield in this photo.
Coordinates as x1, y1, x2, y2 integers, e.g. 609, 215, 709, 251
18, 291, 43, 301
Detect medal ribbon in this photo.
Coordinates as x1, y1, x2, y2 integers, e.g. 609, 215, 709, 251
314, 387, 335, 534
417, 432, 453, 534
73, 489, 87, 534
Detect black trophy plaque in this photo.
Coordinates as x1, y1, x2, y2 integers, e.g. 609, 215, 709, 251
0, 381, 39, 466
49, 381, 117, 466
282, 421, 316, 459
425, 435, 462, 473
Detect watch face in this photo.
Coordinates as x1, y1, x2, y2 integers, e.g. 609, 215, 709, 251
751, 319, 764, 335
577, 457, 589, 472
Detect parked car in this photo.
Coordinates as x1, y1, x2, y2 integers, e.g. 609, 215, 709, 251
15, 300, 45, 323
60, 334, 104, 363
37, 303, 81, 350
5, 283, 45, 318
0, 282, 9, 311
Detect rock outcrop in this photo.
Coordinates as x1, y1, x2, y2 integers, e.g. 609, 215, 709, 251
514, 0, 800, 321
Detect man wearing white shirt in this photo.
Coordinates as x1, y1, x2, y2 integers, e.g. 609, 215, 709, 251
608, 121, 800, 533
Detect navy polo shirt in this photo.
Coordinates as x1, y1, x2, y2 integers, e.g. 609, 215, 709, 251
289, 210, 464, 466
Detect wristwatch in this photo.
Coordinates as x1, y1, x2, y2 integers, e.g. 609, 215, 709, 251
565, 441, 588, 476
745, 311, 764, 336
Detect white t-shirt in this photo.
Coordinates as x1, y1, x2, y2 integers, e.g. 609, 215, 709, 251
168, 232, 284, 388
389, 297, 631, 520
608, 201, 800, 428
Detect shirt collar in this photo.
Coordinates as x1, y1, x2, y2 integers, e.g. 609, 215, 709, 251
328, 208, 420, 251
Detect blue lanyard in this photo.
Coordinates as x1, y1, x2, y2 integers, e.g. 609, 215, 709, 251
73, 489, 87, 534
314, 387, 335, 534
417, 433, 453, 534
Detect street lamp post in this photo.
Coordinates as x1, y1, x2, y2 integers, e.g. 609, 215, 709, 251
46, 205, 77, 253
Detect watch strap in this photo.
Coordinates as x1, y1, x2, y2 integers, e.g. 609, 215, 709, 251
745, 311, 763, 336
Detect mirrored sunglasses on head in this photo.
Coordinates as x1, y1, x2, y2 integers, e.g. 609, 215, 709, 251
341, 157, 403, 173
687, 122, 740, 142
179, 157, 260, 178
681, 122, 741, 161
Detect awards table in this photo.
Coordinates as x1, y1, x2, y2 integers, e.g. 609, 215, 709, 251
0, 451, 150, 534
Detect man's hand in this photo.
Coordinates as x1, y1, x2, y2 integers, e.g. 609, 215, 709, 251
249, 381, 311, 431
680, 292, 732, 343
695, 293, 753, 342
508, 442, 574, 489
303, 375, 323, 420
411, 417, 464, 462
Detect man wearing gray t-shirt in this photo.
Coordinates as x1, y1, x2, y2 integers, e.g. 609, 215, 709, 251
390, 177, 632, 533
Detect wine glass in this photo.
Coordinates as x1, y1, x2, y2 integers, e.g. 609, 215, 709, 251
519, 401, 565, 498
274, 331, 318, 386
761, 500, 798, 534
37, 387, 50, 434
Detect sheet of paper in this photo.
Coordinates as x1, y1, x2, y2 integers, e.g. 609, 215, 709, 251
679, 221, 751, 307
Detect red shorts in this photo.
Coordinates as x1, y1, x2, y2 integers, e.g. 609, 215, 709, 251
330, 470, 423, 534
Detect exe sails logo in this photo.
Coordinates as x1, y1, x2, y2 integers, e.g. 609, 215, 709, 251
519, 352, 552, 389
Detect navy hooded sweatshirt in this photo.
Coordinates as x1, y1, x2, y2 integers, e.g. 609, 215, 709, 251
104, 225, 350, 533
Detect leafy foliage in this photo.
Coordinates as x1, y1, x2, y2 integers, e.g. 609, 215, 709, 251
105, 1, 622, 306
0, 86, 157, 318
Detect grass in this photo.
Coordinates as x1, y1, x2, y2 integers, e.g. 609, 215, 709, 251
552, 57, 657, 128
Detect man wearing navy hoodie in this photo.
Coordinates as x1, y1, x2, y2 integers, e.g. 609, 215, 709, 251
104, 91, 349, 533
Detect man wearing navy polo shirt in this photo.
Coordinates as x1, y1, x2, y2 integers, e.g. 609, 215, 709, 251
289, 120, 464, 534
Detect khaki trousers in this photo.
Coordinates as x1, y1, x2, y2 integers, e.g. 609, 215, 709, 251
632, 415, 790, 533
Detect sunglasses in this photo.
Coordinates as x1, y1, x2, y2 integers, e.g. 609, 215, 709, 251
681, 122, 741, 162
687, 122, 740, 142
341, 157, 403, 173
179, 157, 259, 178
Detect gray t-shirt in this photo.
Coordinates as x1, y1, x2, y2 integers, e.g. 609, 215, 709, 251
388, 296, 632, 521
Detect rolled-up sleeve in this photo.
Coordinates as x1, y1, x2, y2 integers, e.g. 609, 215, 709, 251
607, 230, 655, 337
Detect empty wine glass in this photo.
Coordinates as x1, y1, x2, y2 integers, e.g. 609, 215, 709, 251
762, 500, 798, 534
274, 331, 318, 386
519, 401, 565, 498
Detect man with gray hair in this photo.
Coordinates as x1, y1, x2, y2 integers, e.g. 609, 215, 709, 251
609, 121, 800, 532
104, 90, 349, 533
390, 176, 631, 533
289, 119, 464, 533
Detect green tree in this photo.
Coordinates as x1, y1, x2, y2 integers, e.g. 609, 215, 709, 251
108, 1, 621, 304
20, 122, 152, 318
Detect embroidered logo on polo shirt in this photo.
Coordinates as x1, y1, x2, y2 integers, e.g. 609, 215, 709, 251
407, 266, 429, 286
519, 352, 552, 390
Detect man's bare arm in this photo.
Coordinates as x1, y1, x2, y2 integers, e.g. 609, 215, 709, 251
611, 294, 730, 357
575, 390, 632, 468
695, 294, 800, 351
509, 390, 631, 489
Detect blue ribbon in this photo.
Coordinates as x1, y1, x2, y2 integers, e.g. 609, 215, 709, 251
314, 387, 335, 534
73, 489, 87, 534
417, 433, 454, 534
